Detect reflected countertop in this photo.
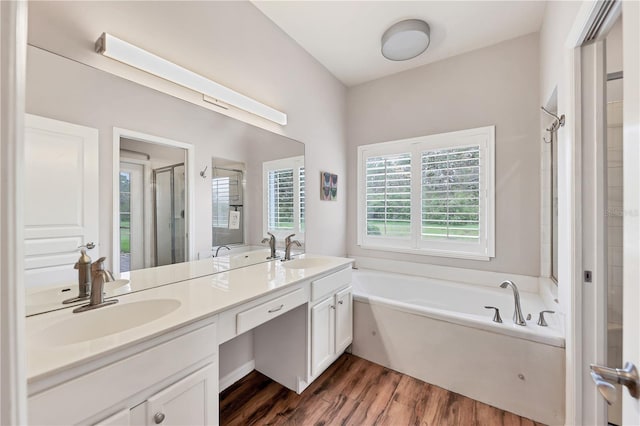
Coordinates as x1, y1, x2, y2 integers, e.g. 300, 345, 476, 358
25, 248, 278, 316
26, 254, 353, 383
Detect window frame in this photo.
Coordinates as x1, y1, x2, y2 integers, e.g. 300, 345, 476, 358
357, 126, 495, 261
262, 155, 305, 242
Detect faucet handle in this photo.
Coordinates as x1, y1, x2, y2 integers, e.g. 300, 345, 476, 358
78, 242, 96, 250
484, 306, 503, 323
537, 310, 555, 326
91, 257, 107, 272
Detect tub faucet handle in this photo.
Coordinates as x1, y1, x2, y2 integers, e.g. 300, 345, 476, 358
537, 310, 555, 326
484, 306, 503, 323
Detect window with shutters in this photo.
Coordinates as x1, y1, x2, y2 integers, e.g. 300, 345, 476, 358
263, 156, 305, 241
357, 126, 495, 260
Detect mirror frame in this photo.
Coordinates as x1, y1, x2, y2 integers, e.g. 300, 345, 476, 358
112, 127, 196, 276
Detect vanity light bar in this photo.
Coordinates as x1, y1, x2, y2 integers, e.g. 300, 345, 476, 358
95, 33, 287, 125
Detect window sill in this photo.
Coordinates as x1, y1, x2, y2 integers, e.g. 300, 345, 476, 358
358, 244, 493, 262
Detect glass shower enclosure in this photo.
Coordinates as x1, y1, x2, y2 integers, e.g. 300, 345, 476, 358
154, 163, 186, 266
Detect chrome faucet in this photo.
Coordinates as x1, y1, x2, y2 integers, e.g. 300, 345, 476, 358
73, 257, 118, 313
64, 242, 96, 304
261, 232, 277, 259
283, 234, 302, 261
499, 280, 526, 326
215, 245, 230, 257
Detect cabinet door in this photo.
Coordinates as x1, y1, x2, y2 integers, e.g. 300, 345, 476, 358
145, 363, 217, 426
335, 287, 353, 354
311, 296, 335, 377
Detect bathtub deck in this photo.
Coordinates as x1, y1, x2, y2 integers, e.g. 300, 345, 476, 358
220, 353, 545, 426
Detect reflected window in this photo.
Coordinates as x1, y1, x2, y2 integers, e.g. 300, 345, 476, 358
263, 156, 305, 240
212, 167, 244, 247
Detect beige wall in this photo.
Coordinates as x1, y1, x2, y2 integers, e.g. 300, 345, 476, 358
347, 33, 541, 277
27, 1, 348, 257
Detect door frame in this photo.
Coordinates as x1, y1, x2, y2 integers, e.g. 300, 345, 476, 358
0, 2, 28, 424
112, 128, 195, 276
564, 0, 640, 424
621, 2, 640, 423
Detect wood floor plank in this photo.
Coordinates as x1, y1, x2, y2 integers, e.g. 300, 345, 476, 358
219, 354, 546, 426
421, 383, 452, 425
474, 400, 504, 426
347, 367, 402, 425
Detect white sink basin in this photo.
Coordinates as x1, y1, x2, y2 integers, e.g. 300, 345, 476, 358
281, 257, 330, 270
35, 298, 181, 346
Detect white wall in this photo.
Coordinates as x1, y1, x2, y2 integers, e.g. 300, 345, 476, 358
347, 33, 541, 277
27, 1, 347, 257
538, 2, 590, 424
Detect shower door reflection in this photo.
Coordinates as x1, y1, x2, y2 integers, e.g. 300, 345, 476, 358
154, 163, 186, 267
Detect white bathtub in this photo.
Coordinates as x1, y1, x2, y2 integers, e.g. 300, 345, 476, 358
351, 269, 565, 425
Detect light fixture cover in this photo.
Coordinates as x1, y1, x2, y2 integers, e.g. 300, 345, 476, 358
381, 19, 430, 61
95, 33, 287, 125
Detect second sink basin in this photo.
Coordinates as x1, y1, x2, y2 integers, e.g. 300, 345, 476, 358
34, 298, 181, 346
281, 257, 330, 270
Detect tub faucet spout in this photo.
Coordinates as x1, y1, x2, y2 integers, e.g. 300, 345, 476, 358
499, 280, 526, 326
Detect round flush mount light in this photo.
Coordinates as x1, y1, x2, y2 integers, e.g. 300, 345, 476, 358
381, 19, 430, 61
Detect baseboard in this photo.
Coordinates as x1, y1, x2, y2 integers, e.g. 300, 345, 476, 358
219, 360, 255, 392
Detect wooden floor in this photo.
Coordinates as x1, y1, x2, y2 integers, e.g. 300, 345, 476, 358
220, 354, 545, 426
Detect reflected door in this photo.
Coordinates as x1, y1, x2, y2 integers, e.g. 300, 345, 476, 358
154, 164, 186, 267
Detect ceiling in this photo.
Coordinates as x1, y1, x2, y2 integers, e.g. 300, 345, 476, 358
253, 1, 547, 87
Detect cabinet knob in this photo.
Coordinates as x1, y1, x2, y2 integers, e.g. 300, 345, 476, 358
338, 300, 344, 305
154, 412, 165, 424
330, 305, 335, 310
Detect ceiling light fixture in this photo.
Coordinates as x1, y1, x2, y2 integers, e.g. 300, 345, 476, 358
381, 19, 431, 61
95, 33, 287, 125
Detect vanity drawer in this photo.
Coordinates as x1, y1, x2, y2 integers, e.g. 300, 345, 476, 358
311, 267, 351, 302
236, 289, 306, 334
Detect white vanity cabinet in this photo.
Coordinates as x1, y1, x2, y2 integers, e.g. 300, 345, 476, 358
130, 363, 217, 426
28, 318, 218, 426
309, 268, 353, 378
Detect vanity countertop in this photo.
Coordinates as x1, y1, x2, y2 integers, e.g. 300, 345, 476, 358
26, 254, 353, 383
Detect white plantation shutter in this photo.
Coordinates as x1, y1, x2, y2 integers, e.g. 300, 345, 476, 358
365, 153, 412, 238
212, 176, 230, 228
263, 156, 305, 239
268, 168, 294, 230
358, 126, 494, 260
299, 167, 305, 232
421, 146, 480, 241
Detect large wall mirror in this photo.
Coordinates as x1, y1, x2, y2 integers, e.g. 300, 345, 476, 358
24, 45, 305, 316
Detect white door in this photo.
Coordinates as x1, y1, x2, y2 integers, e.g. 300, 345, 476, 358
586, 3, 640, 424
335, 287, 353, 354
145, 363, 217, 426
311, 296, 335, 377
24, 114, 99, 288
621, 1, 640, 423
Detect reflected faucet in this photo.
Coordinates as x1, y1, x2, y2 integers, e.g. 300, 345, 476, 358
73, 257, 118, 313
261, 232, 277, 259
64, 242, 96, 304
499, 280, 526, 326
215, 245, 230, 257
283, 234, 302, 261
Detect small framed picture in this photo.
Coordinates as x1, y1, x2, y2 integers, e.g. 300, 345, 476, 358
321, 171, 338, 201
